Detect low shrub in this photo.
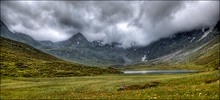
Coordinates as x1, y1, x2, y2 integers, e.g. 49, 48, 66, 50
118, 81, 161, 91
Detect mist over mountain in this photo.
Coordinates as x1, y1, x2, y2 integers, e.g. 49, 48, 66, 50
1, 1, 219, 48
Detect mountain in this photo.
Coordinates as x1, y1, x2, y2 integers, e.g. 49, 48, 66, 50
123, 35, 220, 71
58, 32, 90, 46
41, 33, 127, 66
1, 20, 219, 67
0, 36, 121, 77
126, 26, 218, 63
0, 20, 41, 47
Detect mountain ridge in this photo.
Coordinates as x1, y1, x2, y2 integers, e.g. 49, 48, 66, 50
1, 20, 219, 67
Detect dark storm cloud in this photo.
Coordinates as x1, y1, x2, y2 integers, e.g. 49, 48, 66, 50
139, 1, 185, 24
95, 1, 134, 24
1, 1, 219, 48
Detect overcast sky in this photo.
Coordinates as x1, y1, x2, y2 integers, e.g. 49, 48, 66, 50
1, 1, 219, 48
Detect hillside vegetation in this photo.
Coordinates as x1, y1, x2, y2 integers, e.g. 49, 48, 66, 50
0, 36, 121, 77
189, 36, 220, 70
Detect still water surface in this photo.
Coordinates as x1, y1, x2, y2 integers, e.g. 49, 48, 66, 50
123, 70, 199, 74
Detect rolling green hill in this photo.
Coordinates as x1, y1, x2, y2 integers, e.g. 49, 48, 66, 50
0, 36, 121, 77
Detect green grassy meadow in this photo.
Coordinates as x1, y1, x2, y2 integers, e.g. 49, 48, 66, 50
1, 71, 219, 99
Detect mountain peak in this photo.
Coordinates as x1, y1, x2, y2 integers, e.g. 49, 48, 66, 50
68, 32, 86, 41
64, 32, 89, 45
75, 32, 83, 36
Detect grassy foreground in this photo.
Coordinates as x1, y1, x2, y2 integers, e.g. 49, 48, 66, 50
1, 71, 219, 99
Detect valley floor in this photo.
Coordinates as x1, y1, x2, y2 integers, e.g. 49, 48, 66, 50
1, 71, 219, 99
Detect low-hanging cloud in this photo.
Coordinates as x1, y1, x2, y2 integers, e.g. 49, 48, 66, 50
1, 1, 219, 48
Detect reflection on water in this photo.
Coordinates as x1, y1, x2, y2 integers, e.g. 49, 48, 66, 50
123, 70, 199, 74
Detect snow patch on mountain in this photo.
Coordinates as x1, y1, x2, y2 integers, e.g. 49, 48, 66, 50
141, 55, 146, 61
198, 27, 214, 41
202, 28, 205, 32
190, 37, 195, 43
